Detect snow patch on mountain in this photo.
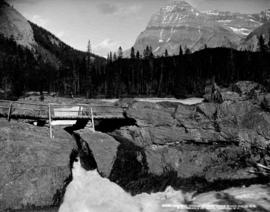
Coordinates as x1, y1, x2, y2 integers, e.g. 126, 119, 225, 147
217, 20, 232, 23
229, 27, 250, 36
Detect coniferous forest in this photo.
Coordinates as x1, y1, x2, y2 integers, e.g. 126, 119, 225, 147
1, 32, 270, 99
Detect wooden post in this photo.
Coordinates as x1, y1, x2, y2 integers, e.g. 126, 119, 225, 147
91, 107, 95, 132
48, 104, 53, 139
7, 103, 13, 121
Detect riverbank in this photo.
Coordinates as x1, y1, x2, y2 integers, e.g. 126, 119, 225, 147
0, 81, 270, 211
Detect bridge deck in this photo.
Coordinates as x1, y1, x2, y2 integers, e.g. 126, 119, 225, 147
0, 100, 127, 120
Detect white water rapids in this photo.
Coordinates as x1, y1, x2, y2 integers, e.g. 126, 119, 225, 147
58, 97, 201, 212
59, 158, 192, 212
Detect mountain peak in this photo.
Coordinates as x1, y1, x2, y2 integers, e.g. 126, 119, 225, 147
161, 0, 196, 13
169, 0, 193, 7
0, 1, 36, 49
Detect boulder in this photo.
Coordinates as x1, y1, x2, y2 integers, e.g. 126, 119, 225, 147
144, 144, 254, 181
261, 93, 270, 111
0, 119, 75, 211
111, 126, 152, 147
126, 101, 175, 127
220, 91, 240, 102
75, 129, 120, 177
109, 99, 270, 189
193, 184, 270, 212
123, 99, 270, 146
203, 82, 223, 103
232, 81, 266, 100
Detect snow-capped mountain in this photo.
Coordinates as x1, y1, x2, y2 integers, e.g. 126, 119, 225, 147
131, 1, 270, 56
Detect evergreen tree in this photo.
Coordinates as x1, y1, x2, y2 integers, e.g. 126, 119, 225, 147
118, 46, 123, 59
109, 51, 113, 62
185, 46, 191, 54
86, 40, 92, 69
149, 46, 154, 58
87, 40, 92, 54
179, 45, 183, 56
267, 31, 270, 51
136, 51, 140, 59
164, 49, 169, 57
113, 52, 117, 61
130, 47, 135, 59
258, 35, 266, 53
143, 46, 150, 58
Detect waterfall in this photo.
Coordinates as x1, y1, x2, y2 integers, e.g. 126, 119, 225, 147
59, 158, 190, 212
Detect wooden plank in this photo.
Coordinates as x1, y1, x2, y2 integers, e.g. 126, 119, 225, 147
7, 103, 13, 121
48, 104, 53, 139
91, 107, 95, 132
0, 100, 127, 121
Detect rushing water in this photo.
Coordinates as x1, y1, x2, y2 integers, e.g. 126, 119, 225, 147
59, 158, 192, 212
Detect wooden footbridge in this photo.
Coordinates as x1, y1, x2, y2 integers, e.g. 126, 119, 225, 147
0, 100, 127, 138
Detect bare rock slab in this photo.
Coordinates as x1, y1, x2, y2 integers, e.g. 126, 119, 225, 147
74, 129, 120, 177
0, 119, 75, 211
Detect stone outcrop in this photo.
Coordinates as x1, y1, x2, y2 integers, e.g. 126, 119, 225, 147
123, 100, 270, 147
1, 81, 270, 209
232, 81, 266, 101
0, 119, 75, 211
74, 130, 120, 178
106, 82, 270, 189
193, 184, 270, 211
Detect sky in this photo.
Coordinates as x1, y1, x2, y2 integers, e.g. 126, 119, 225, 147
6, 0, 270, 57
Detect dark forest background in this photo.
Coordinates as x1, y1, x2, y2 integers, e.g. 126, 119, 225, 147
1, 30, 270, 99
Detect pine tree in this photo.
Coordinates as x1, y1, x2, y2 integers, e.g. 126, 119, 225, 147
109, 52, 113, 62
136, 51, 140, 59
179, 45, 183, 56
149, 46, 154, 58
258, 35, 266, 53
118, 46, 123, 59
143, 46, 150, 58
185, 46, 191, 55
130, 47, 135, 59
86, 40, 92, 69
113, 52, 117, 61
164, 49, 169, 57
87, 40, 92, 54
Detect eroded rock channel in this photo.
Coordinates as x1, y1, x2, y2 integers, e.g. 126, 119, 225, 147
0, 81, 270, 211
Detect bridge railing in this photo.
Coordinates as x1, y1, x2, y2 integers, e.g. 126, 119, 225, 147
0, 99, 127, 138
0, 100, 126, 119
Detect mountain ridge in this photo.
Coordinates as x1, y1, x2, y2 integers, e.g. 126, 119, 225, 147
129, 0, 270, 56
0, 1, 104, 69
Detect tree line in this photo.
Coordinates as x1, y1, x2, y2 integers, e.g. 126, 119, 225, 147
1, 34, 270, 99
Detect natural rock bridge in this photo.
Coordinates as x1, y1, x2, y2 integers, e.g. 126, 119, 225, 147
0, 100, 127, 138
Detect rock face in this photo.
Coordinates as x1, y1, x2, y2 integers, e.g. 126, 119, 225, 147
232, 81, 266, 98
0, 1, 104, 70
106, 83, 270, 189
0, 1, 36, 49
0, 119, 75, 211
240, 22, 270, 51
130, 1, 270, 56
2, 81, 269, 209
193, 184, 270, 211
75, 130, 120, 177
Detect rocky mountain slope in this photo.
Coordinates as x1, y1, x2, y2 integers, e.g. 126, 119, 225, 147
0, 1, 36, 49
0, 1, 104, 69
240, 22, 270, 51
131, 1, 270, 56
